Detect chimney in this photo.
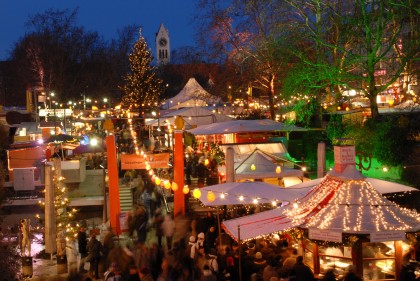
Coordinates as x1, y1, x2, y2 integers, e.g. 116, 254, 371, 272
333, 140, 356, 173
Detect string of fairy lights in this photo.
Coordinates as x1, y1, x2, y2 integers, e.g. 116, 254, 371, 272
36, 165, 79, 241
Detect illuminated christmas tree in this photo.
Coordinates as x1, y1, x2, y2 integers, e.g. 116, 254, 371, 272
121, 29, 164, 115
37, 161, 78, 242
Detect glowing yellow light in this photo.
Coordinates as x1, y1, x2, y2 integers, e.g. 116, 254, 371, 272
272, 201, 277, 207
250, 164, 256, 171
220, 193, 225, 199
155, 177, 161, 185
239, 195, 244, 201
276, 165, 281, 174
253, 199, 258, 204
193, 188, 201, 199
207, 191, 216, 202
183, 186, 190, 194
204, 159, 209, 166
383, 167, 388, 172
171, 182, 178, 191
301, 167, 307, 172
145, 163, 151, 170
164, 180, 171, 189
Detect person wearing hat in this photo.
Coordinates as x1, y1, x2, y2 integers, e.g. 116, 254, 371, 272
252, 252, 268, 277
185, 235, 199, 280
197, 232, 205, 248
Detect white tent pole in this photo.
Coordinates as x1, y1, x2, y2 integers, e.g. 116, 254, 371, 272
238, 224, 242, 281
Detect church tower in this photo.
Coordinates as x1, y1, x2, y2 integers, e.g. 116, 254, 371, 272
156, 23, 170, 65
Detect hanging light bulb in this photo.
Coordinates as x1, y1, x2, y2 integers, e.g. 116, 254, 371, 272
220, 193, 225, 199
164, 180, 171, 189
207, 191, 216, 202
183, 185, 190, 194
276, 165, 281, 174
155, 177, 161, 186
250, 164, 256, 171
239, 195, 244, 201
171, 182, 178, 191
193, 188, 201, 199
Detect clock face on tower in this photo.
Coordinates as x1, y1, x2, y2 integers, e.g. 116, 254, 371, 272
159, 38, 167, 47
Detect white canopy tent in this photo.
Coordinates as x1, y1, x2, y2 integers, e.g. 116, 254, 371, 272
222, 165, 420, 241
187, 119, 305, 136
161, 78, 221, 110
198, 181, 312, 207
146, 107, 233, 129
233, 149, 303, 180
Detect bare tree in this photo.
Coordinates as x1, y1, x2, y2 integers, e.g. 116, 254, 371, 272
195, 0, 296, 120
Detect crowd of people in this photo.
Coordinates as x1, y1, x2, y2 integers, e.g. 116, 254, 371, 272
70, 206, 370, 281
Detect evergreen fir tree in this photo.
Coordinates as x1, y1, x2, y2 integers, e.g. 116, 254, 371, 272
121, 29, 164, 114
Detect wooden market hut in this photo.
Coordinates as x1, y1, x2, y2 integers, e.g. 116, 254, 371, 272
222, 145, 420, 281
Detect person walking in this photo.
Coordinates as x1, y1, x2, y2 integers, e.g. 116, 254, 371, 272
78, 227, 88, 273
88, 233, 103, 280
161, 214, 176, 250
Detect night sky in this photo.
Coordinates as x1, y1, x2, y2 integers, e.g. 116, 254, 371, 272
0, 0, 198, 60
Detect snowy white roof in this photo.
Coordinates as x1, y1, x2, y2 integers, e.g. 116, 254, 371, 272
222, 165, 420, 241
145, 107, 233, 129
161, 78, 221, 109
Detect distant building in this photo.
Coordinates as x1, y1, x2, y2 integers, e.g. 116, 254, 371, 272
156, 23, 170, 65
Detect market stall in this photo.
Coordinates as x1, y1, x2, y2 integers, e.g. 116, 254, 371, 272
222, 145, 420, 281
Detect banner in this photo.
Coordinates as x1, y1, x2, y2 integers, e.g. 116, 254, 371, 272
121, 153, 170, 170
370, 231, 406, 242
309, 228, 342, 243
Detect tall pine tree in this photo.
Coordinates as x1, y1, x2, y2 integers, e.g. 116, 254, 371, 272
121, 30, 164, 115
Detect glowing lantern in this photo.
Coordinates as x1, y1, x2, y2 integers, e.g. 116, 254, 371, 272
171, 182, 178, 191
193, 188, 201, 199
346, 107, 350, 111
250, 164, 256, 171
276, 165, 281, 174
207, 191, 216, 202
388, 99, 394, 106
204, 159, 209, 166
155, 177, 161, 186
183, 186, 190, 194
337, 106, 341, 111
164, 180, 171, 189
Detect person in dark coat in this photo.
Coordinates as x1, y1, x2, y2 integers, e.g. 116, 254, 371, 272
87, 233, 103, 279
196, 158, 207, 188
133, 206, 149, 244
204, 226, 218, 253
290, 255, 315, 281
77, 227, 88, 272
